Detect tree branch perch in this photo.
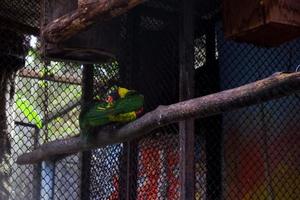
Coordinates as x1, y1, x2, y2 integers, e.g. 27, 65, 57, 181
43, 0, 146, 43
16, 72, 300, 165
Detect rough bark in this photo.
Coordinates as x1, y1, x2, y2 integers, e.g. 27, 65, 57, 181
17, 72, 300, 165
0, 69, 16, 200
78, 0, 100, 8
42, 0, 146, 43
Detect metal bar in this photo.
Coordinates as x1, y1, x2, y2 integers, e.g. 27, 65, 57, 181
40, 160, 55, 200
125, 9, 140, 200
50, 162, 57, 200
179, 0, 195, 199
80, 64, 94, 200
126, 141, 138, 200
118, 10, 140, 200
32, 127, 42, 200
118, 141, 139, 200
204, 22, 222, 200
118, 144, 128, 200
15, 121, 37, 128
43, 100, 81, 126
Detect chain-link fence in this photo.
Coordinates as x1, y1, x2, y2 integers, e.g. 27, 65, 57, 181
0, 0, 299, 200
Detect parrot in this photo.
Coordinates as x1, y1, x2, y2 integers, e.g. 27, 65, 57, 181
79, 87, 144, 140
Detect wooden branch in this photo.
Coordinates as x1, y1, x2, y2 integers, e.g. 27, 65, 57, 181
43, 0, 146, 43
16, 72, 300, 165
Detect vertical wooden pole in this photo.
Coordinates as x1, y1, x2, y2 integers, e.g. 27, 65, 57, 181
179, 0, 195, 199
80, 65, 94, 200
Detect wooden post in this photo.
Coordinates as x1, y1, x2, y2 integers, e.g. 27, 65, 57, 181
179, 0, 195, 199
80, 65, 94, 199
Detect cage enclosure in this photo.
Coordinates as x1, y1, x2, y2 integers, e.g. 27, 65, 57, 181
41, 0, 121, 63
0, 0, 300, 200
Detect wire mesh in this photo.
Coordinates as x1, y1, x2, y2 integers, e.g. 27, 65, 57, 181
0, 0, 299, 200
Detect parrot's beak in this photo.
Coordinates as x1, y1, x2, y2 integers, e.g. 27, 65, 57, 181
118, 87, 130, 98
106, 95, 114, 103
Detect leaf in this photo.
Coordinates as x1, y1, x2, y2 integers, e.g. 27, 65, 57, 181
16, 96, 43, 129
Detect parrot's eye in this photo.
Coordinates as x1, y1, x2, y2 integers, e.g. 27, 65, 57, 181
109, 90, 119, 100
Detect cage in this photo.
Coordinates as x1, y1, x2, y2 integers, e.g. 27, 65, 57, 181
0, 0, 299, 200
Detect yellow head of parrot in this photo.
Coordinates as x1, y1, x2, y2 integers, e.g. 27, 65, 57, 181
118, 87, 130, 98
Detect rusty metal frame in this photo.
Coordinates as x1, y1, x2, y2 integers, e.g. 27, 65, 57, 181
80, 65, 94, 200
179, 0, 195, 199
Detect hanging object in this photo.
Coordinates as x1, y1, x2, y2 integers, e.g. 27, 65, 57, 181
223, 0, 300, 47
41, 0, 121, 63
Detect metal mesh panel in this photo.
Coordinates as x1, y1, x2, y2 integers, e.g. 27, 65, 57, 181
193, 19, 300, 200
0, 0, 299, 200
0, 0, 40, 28
10, 36, 82, 200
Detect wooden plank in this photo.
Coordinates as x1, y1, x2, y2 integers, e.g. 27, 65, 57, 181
179, 0, 195, 199
223, 0, 300, 46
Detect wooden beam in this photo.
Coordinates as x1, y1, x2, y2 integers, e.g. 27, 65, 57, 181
16, 72, 300, 165
42, 0, 146, 43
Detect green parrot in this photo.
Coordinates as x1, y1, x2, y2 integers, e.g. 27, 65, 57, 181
79, 87, 144, 140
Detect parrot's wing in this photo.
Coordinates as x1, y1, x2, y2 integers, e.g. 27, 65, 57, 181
79, 94, 144, 129
113, 94, 144, 114
79, 102, 115, 128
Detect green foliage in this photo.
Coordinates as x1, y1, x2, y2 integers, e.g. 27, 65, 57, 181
16, 95, 43, 128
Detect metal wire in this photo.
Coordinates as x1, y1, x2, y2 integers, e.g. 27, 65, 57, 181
0, 0, 299, 200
